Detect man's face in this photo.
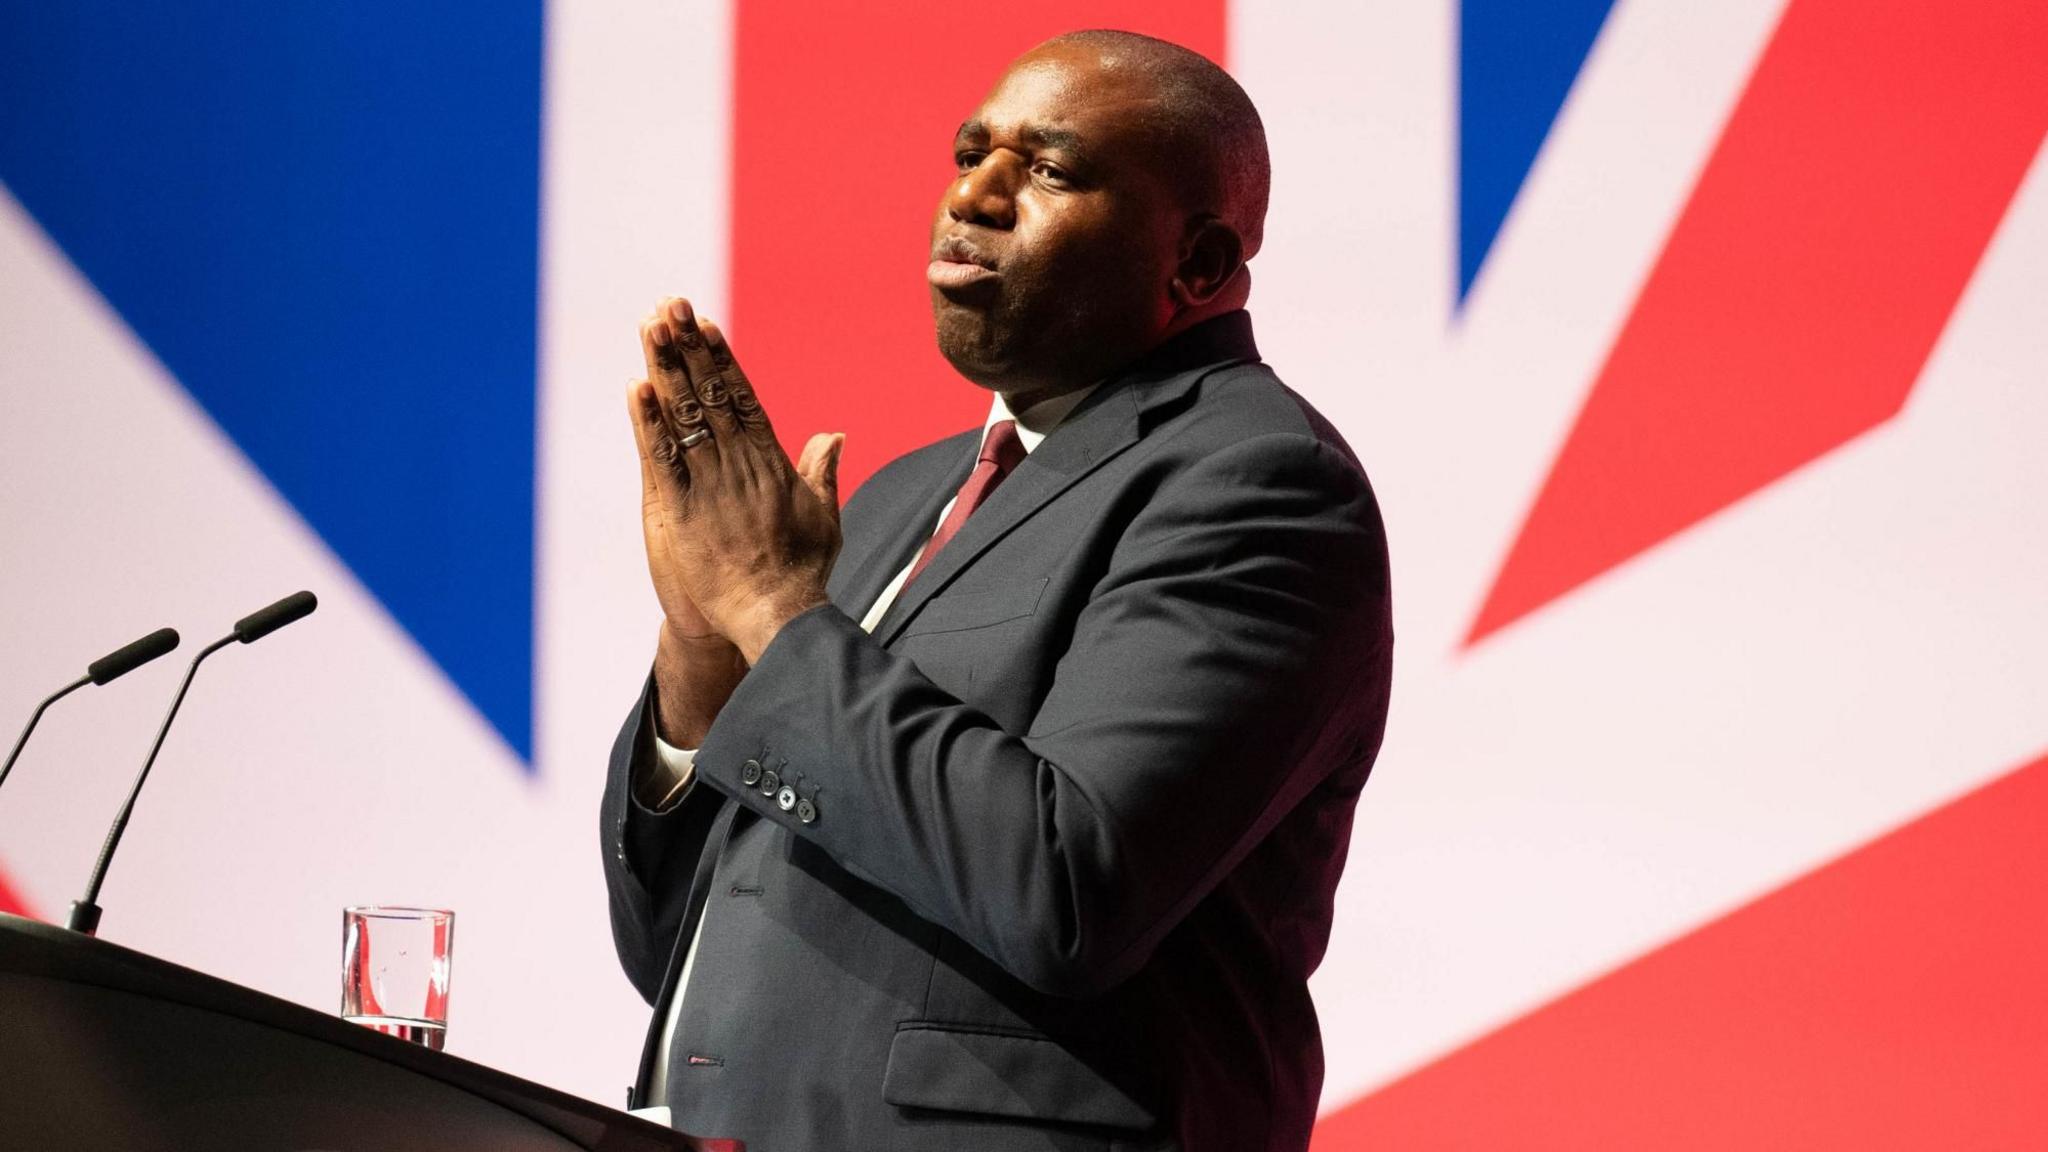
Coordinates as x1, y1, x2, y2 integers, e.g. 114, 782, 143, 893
929, 45, 1187, 398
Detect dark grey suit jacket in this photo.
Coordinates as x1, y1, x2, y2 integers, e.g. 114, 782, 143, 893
601, 312, 1392, 1151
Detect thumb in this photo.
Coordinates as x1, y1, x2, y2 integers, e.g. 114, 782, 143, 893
797, 432, 845, 509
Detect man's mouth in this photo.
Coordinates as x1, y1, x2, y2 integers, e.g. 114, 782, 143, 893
929, 236, 1000, 291
928, 260, 1000, 290
932, 235, 997, 269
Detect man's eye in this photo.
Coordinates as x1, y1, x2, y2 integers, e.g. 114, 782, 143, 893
1033, 163, 1072, 187
954, 152, 984, 173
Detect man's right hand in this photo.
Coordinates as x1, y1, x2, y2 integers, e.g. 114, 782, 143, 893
633, 299, 749, 750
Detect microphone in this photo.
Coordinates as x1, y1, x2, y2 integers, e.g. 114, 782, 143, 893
1, 627, 181, 799
88, 628, 185, 686
66, 592, 317, 936
234, 589, 317, 643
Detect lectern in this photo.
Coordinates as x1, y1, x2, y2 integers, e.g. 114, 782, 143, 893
0, 912, 704, 1151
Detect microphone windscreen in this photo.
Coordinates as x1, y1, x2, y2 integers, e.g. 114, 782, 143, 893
86, 627, 181, 685
234, 590, 318, 644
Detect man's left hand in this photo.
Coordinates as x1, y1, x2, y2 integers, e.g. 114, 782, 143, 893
629, 296, 845, 665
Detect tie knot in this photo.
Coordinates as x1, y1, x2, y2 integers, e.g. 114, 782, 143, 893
980, 419, 1027, 473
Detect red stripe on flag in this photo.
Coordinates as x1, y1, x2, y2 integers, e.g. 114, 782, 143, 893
0, 861, 34, 920
729, 1, 1227, 494
1467, 0, 2048, 645
1311, 749, 2048, 1149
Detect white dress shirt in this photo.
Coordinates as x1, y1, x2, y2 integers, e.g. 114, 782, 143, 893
639, 383, 1094, 1105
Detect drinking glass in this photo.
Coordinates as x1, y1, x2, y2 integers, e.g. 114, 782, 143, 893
340, 905, 454, 1050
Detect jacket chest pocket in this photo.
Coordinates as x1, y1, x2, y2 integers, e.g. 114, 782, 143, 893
892, 578, 1052, 727
897, 577, 1051, 638
897, 578, 1048, 713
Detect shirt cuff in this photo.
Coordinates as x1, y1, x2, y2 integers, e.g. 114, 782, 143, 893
655, 734, 698, 778
633, 709, 699, 812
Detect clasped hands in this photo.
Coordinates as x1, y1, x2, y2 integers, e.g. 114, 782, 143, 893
629, 297, 844, 732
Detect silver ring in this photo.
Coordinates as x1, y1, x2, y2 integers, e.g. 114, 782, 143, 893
679, 428, 713, 449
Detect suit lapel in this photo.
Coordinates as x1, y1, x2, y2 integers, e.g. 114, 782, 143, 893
868, 310, 1263, 647
827, 430, 978, 617
872, 382, 1143, 646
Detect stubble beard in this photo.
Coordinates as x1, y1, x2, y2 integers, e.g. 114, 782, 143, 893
933, 284, 1124, 397
933, 290, 1032, 391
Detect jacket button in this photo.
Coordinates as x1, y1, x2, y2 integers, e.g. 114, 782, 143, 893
795, 798, 817, 825
776, 785, 798, 812
759, 769, 781, 796
740, 759, 762, 786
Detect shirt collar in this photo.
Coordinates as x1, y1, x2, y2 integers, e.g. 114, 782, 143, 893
975, 311, 1259, 454
986, 384, 1099, 454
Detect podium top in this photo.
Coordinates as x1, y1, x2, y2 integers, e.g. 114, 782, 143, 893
0, 911, 694, 1152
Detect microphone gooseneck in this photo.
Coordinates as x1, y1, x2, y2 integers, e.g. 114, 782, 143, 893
1, 675, 90, 797
67, 593, 315, 936
1, 627, 181, 798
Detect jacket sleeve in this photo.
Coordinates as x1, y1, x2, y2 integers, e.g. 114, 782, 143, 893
599, 680, 725, 1004
689, 431, 1392, 998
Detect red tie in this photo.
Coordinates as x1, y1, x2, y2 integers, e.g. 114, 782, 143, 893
903, 419, 1026, 589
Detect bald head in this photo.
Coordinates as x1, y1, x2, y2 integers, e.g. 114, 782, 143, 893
1040, 30, 1270, 257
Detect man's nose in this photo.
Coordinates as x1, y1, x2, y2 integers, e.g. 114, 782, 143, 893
944, 152, 1019, 229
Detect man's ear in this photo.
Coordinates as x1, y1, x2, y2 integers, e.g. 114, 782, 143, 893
1169, 216, 1247, 309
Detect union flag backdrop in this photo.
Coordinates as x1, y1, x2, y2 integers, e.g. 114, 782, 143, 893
2, 2, 2043, 1144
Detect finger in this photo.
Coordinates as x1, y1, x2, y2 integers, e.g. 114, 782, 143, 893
698, 319, 778, 448
641, 300, 715, 456
796, 432, 846, 512
627, 378, 690, 495
626, 379, 669, 502
666, 298, 743, 439
639, 302, 688, 408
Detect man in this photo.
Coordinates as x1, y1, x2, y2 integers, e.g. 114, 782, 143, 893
601, 30, 1391, 1151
